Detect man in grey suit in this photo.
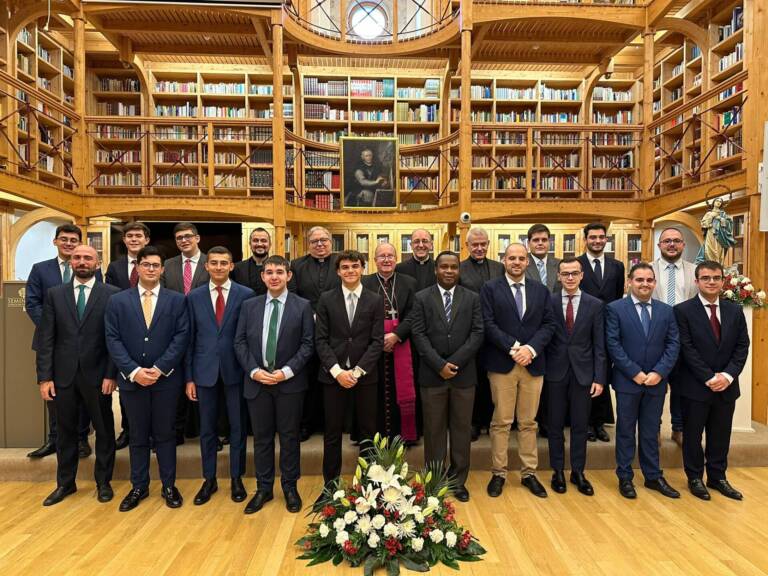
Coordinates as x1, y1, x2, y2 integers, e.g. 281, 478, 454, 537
525, 224, 561, 293
412, 251, 484, 502
652, 227, 697, 446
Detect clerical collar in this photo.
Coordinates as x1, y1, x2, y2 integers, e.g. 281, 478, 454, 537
313, 256, 326, 263
471, 257, 486, 265
414, 255, 431, 265
378, 272, 394, 282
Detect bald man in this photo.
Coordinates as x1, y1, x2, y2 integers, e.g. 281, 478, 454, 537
396, 229, 437, 292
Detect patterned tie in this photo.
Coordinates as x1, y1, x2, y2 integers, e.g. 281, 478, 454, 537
639, 301, 651, 337
142, 290, 153, 328
443, 290, 452, 323
214, 286, 225, 327
265, 299, 280, 370
593, 259, 603, 284
565, 294, 575, 335
513, 283, 524, 318
347, 292, 357, 326
129, 259, 139, 288
183, 259, 193, 294
666, 264, 677, 306
76, 284, 87, 320
62, 261, 71, 283
537, 259, 547, 287
708, 304, 721, 344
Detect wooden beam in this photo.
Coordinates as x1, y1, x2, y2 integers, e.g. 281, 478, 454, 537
132, 44, 263, 56
99, 21, 254, 35
251, 17, 272, 62
646, 0, 681, 27
642, 171, 747, 221
473, 5, 645, 29
470, 25, 488, 59
0, 172, 83, 217
271, 18, 286, 255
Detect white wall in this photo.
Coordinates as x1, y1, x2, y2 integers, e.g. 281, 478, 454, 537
14, 220, 64, 280
652, 223, 701, 262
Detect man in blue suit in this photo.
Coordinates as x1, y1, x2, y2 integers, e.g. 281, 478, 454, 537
105, 246, 190, 511
481, 243, 556, 499
235, 256, 315, 514
606, 262, 680, 500
26, 223, 102, 459
185, 246, 254, 506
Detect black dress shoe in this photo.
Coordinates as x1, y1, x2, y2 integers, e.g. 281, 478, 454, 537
244, 491, 273, 514
551, 470, 567, 494
522, 475, 548, 498
28, 441, 56, 459
43, 485, 76, 506
644, 477, 680, 499
115, 431, 129, 450
707, 478, 743, 500
216, 438, 223, 452
231, 477, 247, 502
538, 426, 549, 439
619, 479, 637, 499
194, 479, 218, 505
587, 427, 597, 443
284, 488, 302, 513
299, 428, 312, 442
78, 439, 92, 459
595, 425, 610, 442
688, 478, 711, 500
162, 485, 183, 508
97, 483, 114, 503
570, 471, 594, 496
119, 487, 149, 512
470, 426, 480, 443
487, 475, 505, 498
453, 485, 470, 502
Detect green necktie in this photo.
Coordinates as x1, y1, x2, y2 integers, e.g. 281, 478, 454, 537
76, 284, 86, 320
265, 299, 281, 371
62, 261, 72, 283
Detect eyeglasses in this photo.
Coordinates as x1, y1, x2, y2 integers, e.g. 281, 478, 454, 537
660, 239, 684, 245
175, 234, 197, 242
309, 238, 330, 245
698, 275, 723, 282
376, 254, 396, 260
138, 262, 162, 270
559, 271, 582, 278
412, 239, 432, 245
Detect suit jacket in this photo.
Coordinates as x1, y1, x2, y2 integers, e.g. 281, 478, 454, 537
673, 297, 750, 403
545, 290, 607, 387
36, 281, 120, 387
105, 256, 133, 290
105, 286, 190, 391
361, 272, 416, 342
162, 252, 209, 293
289, 254, 340, 310
396, 256, 437, 292
184, 282, 255, 387
459, 257, 505, 294
525, 255, 562, 293
480, 276, 556, 377
651, 259, 698, 303
410, 285, 484, 387
605, 296, 680, 395
231, 257, 268, 295
315, 286, 384, 386
25, 257, 103, 350
234, 292, 315, 399
577, 254, 625, 303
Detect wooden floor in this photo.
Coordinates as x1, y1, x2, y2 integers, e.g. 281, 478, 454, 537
1, 468, 768, 576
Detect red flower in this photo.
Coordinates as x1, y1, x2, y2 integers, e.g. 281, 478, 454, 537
458, 530, 472, 550
444, 514, 454, 523
384, 537, 402, 557
304, 540, 313, 550
321, 505, 336, 518
393, 510, 400, 521
425, 516, 435, 527
422, 527, 431, 539
343, 541, 358, 555
444, 501, 455, 515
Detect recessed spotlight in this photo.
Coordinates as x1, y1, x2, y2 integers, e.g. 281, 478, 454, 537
532, 45, 540, 51
203, 35, 211, 41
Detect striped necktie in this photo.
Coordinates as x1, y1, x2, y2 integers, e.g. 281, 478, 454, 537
666, 263, 677, 306
443, 290, 452, 323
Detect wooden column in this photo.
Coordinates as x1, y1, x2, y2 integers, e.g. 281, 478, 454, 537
271, 19, 286, 256
439, 63, 452, 208
640, 29, 655, 198
458, 0, 473, 259
73, 12, 88, 200
640, 220, 653, 262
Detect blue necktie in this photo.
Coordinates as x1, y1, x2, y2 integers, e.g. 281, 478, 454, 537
537, 259, 547, 287
593, 259, 603, 284
639, 302, 651, 337
666, 264, 677, 306
513, 283, 524, 317
443, 290, 452, 323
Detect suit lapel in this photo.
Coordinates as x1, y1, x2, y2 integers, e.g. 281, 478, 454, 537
522, 281, 534, 321
431, 286, 449, 328
202, 287, 218, 329
192, 254, 207, 286
253, 297, 266, 353
219, 285, 239, 331
448, 287, 462, 328
129, 287, 146, 328
716, 299, 728, 347
80, 283, 104, 325
546, 259, 558, 291
624, 297, 646, 339
694, 300, 720, 348
63, 285, 79, 324
149, 288, 169, 331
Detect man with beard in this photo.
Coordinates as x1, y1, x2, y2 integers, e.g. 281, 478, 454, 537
232, 227, 271, 295
346, 147, 387, 207
396, 228, 437, 292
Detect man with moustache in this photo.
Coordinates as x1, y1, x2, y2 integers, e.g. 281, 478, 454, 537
652, 227, 697, 446
232, 227, 271, 295
459, 226, 504, 441
396, 228, 437, 292
411, 251, 484, 502
106, 221, 151, 450
362, 242, 417, 442
106, 246, 190, 511
36, 245, 120, 506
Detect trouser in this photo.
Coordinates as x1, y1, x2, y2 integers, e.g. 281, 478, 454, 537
197, 380, 246, 481
47, 399, 90, 444
547, 369, 592, 472
615, 390, 666, 481
681, 396, 735, 482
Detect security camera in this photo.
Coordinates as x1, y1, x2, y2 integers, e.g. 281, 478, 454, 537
604, 72, 613, 80
459, 212, 471, 224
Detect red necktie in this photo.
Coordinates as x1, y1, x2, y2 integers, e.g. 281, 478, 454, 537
215, 286, 225, 327
129, 260, 138, 288
565, 294, 575, 335
708, 304, 721, 344
183, 259, 193, 294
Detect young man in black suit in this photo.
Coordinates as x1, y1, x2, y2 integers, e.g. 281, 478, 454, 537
411, 251, 484, 502
36, 245, 120, 506
674, 261, 750, 501
315, 250, 384, 493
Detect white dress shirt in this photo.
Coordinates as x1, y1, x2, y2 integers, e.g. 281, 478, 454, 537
330, 284, 366, 379
588, 253, 605, 274
656, 257, 686, 305
184, 251, 202, 280
72, 276, 96, 306
561, 288, 581, 319
209, 279, 231, 309
630, 294, 653, 321
250, 289, 294, 381
58, 257, 70, 281
697, 294, 733, 384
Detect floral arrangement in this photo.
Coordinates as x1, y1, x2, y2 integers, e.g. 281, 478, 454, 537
722, 273, 766, 308
297, 434, 486, 575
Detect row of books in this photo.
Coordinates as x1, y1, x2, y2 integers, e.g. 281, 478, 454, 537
306, 170, 340, 189
541, 112, 579, 123
717, 6, 744, 42
592, 151, 633, 169
303, 78, 348, 97
37, 45, 55, 65
593, 110, 633, 124
350, 129, 394, 138
396, 79, 440, 99
305, 103, 348, 120
38, 154, 55, 172
497, 154, 526, 168
18, 27, 34, 46
207, 174, 248, 188
719, 43, 744, 71
156, 126, 198, 140
155, 104, 197, 117
400, 155, 438, 168
154, 81, 197, 93
305, 130, 346, 143
350, 79, 394, 98
249, 149, 274, 164
592, 132, 635, 146
539, 176, 580, 190
203, 106, 246, 118
304, 194, 338, 210
539, 133, 580, 145
496, 87, 537, 100
96, 149, 142, 163
402, 175, 438, 190
496, 110, 536, 123
62, 64, 74, 80
95, 102, 138, 116
304, 151, 338, 167
250, 170, 273, 188
396, 103, 438, 122
156, 150, 197, 163
716, 107, 742, 129
497, 131, 526, 145
593, 87, 633, 102
716, 133, 742, 160
155, 172, 199, 187
203, 83, 246, 95
671, 63, 684, 78
38, 77, 53, 92
669, 164, 682, 177
719, 82, 744, 101
96, 171, 142, 186
95, 125, 141, 139
541, 153, 580, 168
450, 85, 493, 100
495, 176, 525, 190
352, 109, 394, 122
668, 87, 683, 103
540, 85, 579, 101
249, 84, 294, 96
97, 77, 141, 92
398, 133, 438, 145
202, 151, 243, 164
17, 54, 32, 75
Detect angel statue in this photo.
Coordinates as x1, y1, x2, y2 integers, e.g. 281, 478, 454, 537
695, 197, 736, 265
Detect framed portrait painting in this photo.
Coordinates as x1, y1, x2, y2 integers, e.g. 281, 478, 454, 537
340, 136, 398, 210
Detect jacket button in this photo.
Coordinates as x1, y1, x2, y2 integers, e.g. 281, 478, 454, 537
144, 337, 149, 342
348, 338, 352, 342
142, 353, 146, 357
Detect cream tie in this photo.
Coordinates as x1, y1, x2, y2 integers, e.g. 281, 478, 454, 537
142, 290, 153, 328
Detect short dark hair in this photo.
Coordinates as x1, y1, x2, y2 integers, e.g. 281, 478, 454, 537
629, 262, 654, 279
250, 227, 271, 240
695, 260, 724, 279
558, 256, 582, 272
583, 222, 607, 238
55, 223, 82, 241
527, 224, 551, 241
659, 226, 683, 238
435, 251, 459, 266
173, 222, 198, 236
122, 222, 150, 238
207, 245, 232, 260
263, 255, 290, 272
335, 250, 365, 269
136, 245, 163, 264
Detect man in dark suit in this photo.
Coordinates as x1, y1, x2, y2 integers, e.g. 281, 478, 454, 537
315, 250, 384, 492
411, 251, 484, 502
545, 257, 607, 496
231, 227, 271, 296
235, 256, 315, 514
577, 222, 624, 443
459, 226, 504, 442
482, 243, 556, 499
674, 260, 750, 501
525, 224, 561, 293
362, 243, 418, 442
25, 223, 101, 459
185, 246, 254, 506
36, 245, 119, 506
105, 246, 190, 511
396, 228, 437, 292
606, 262, 680, 500
105, 221, 150, 450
